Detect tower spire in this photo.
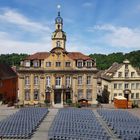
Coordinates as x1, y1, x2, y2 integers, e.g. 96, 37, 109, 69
52, 5, 66, 50
57, 4, 61, 16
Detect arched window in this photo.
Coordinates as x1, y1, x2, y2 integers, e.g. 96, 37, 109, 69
57, 24, 60, 29
56, 41, 60, 47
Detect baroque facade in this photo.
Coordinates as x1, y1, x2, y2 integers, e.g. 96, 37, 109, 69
99, 60, 140, 105
18, 11, 98, 107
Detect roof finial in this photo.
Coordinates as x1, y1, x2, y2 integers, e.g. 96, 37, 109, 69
57, 4, 61, 16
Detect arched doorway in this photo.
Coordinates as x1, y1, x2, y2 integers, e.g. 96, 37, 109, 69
124, 89, 131, 101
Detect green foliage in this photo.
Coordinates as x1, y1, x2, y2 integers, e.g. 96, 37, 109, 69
89, 50, 140, 70
66, 99, 72, 106
0, 53, 28, 66
0, 50, 139, 69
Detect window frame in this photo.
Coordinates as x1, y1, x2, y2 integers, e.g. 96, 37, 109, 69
86, 76, 91, 85
77, 60, 83, 68
65, 62, 71, 67
25, 76, 30, 85
56, 62, 61, 67
34, 90, 39, 100
46, 62, 51, 67
34, 76, 39, 85
78, 76, 82, 85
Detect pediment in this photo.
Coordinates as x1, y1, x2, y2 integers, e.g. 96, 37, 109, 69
50, 47, 67, 54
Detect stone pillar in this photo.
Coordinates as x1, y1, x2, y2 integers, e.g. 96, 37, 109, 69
30, 74, 34, 104
40, 75, 45, 104
18, 75, 24, 104
61, 90, 63, 105
72, 76, 77, 103
92, 74, 97, 105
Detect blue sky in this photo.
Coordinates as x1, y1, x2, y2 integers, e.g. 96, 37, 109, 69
0, 0, 140, 54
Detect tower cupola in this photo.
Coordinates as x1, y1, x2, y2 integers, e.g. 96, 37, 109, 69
51, 5, 66, 50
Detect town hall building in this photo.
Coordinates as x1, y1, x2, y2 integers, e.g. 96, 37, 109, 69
18, 10, 98, 107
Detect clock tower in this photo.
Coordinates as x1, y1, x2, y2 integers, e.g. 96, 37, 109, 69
52, 5, 66, 50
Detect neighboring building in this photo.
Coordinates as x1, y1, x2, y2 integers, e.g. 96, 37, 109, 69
18, 10, 98, 107
100, 60, 140, 105
0, 63, 18, 103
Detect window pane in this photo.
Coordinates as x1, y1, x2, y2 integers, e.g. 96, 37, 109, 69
66, 76, 71, 87
86, 89, 92, 100
56, 62, 61, 67
25, 90, 30, 100
87, 76, 91, 85
114, 83, 117, 89
34, 76, 39, 85
78, 89, 83, 99
65, 62, 71, 67
46, 76, 51, 86
55, 77, 61, 86
25, 76, 30, 85
131, 83, 135, 90
118, 72, 122, 77
118, 83, 122, 89
34, 90, 39, 100
131, 93, 134, 99
78, 76, 82, 85
136, 93, 139, 99
46, 62, 51, 67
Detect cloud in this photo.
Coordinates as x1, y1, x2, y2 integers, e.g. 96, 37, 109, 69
82, 2, 93, 7
0, 8, 51, 33
0, 8, 53, 54
0, 31, 51, 54
88, 24, 140, 49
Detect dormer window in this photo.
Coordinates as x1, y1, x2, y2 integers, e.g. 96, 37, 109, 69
86, 60, 92, 68
118, 72, 122, 77
25, 61, 30, 67
77, 60, 83, 68
33, 60, 39, 68
131, 72, 135, 77
56, 62, 61, 67
65, 62, 71, 67
56, 41, 60, 47
125, 72, 129, 78
46, 62, 51, 67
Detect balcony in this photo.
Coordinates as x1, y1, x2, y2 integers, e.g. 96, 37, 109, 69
52, 85, 72, 90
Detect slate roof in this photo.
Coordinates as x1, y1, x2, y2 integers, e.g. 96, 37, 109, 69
0, 63, 17, 80
102, 62, 123, 80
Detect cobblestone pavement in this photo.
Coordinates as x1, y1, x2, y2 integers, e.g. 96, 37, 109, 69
0, 105, 19, 121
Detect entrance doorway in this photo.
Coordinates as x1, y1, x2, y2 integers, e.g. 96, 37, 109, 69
45, 92, 50, 103
54, 91, 61, 104
124, 94, 129, 101
66, 92, 71, 101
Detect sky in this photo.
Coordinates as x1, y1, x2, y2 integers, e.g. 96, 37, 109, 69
0, 0, 140, 55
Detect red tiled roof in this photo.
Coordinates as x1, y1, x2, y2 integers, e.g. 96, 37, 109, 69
0, 63, 17, 80
24, 51, 93, 61
67, 52, 93, 60
25, 52, 50, 60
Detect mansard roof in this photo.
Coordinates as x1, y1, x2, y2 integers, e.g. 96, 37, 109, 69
24, 51, 93, 61
0, 63, 17, 80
